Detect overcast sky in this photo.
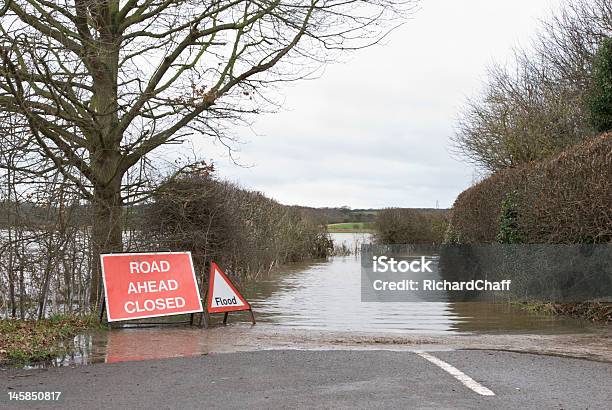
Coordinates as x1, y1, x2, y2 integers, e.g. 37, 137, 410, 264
190, 0, 563, 209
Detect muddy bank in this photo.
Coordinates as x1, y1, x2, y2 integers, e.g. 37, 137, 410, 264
205, 325, 612, 362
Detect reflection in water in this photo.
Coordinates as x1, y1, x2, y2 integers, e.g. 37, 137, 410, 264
105, 329, 201, 363
244, 233, 592, 334
246, 259, 459, 334
37, 233, 597, 368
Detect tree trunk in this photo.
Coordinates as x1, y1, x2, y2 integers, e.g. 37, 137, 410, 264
89, 176, 123, 309
86, 0, 122, 310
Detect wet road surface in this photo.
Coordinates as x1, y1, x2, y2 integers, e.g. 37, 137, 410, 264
2, 350, 611, 409
2, 233, 609, 408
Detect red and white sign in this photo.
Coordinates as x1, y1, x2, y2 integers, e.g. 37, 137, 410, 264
101, 252, 203, 322
206, 262, 251, 313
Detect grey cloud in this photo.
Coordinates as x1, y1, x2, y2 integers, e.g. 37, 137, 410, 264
192, 0, 561, 208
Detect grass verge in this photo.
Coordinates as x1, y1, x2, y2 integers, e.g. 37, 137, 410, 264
512, 301, 611, 323
327, 222, 376, 233
0, 315, 100, 366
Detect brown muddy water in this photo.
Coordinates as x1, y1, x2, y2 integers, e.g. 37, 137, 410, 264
27, 234, 610, 368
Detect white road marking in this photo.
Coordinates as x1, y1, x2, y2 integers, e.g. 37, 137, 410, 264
416, 352, 495, 396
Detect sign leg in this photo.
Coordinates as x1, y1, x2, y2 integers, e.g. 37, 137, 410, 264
249, 309, 256, 325
223, 312, 229, 324
202, 310, 210, 328
98, 297, 106, 323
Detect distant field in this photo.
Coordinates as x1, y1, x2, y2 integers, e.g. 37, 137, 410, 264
327, 222, 376, 233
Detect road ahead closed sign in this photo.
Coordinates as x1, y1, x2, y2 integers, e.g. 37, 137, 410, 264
101, 252, 203, 322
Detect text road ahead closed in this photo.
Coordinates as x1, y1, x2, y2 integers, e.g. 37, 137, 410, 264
101, 252, 203, 321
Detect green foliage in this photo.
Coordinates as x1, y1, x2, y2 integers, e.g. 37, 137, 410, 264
326, 222, 375, 233
443, 224, 462, 244
587, 37, 612, 132
496, 191, 524, 244
0, 315, 97, 366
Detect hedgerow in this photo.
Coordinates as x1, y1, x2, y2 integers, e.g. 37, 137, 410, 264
447, 133, 612, 244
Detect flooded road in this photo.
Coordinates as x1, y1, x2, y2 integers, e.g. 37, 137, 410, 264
243, 233, 594, 335
29, 233, 609, 368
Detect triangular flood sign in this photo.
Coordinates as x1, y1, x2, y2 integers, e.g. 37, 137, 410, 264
207, 262, 251, 313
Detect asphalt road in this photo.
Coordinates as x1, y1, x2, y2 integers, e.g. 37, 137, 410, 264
1, 350, 611, 409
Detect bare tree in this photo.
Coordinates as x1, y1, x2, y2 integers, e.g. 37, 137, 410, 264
452, 0, 611, 173
1, 109, 92, 318
0, 0, 415, 307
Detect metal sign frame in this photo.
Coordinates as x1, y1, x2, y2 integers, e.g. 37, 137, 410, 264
201, 262, 256, 328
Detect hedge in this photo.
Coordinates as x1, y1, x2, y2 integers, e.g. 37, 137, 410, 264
140, 172, 333, 278
447, 133, 612, 244
375, 208, 448, 244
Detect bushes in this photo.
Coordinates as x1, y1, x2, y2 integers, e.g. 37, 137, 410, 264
496, 191, 524, 244
587, 37, 612, 132
447, 133, 612, 244
513, 301, 612, 323
375, 208, 448, 244
445, 168, 523, 243
141, 170, 332, 278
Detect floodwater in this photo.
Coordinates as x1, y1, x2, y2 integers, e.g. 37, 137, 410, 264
242, 233, 593, 334
27, 233, 608, 368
